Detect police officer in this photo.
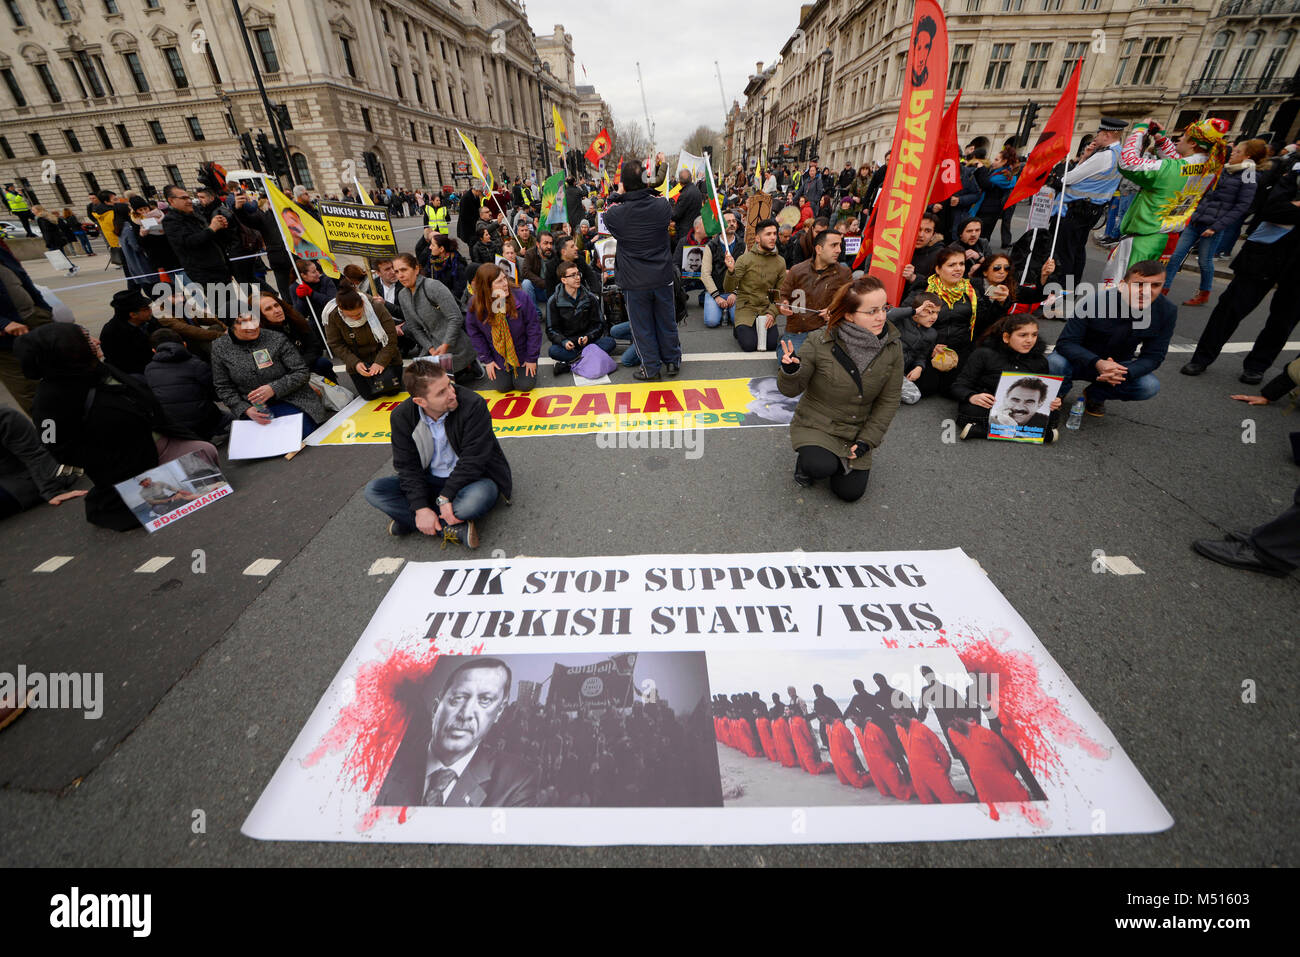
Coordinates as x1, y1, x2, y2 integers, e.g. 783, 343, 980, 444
3, 183, 35, 237
1050, 117, 1128, 288
423, 193, 450, 236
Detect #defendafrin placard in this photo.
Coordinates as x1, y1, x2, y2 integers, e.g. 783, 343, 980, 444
243, 550, 1172, 845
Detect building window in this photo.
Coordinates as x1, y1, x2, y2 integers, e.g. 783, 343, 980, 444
224, 112, 237, 136
63, 129, 82, 152
381, 10, 390, 34
83, 171, 101, 194
1079, 0, 1099, 6
30, 133, 47, 156
253, 28, 279, 73
1113, 38, 1137, 85
340, 37, 357, 79
964, 0, 981, 10
417, 158, 426, 184
92, 54, 115, 95
950, 44, 972, 90
76, 51, 105, 97
103, 0, 119, 13
1261, 30, 1294, 83
985, 43, 1014, 89
1230, 30, 1263, 81
414, 72, 423, 105
1042, 0, 1062, 9
408, 120, 416, 138
432, 83, 442, 111
1133, 36, 1170, 85
163, 47, 188, 89
133, 167, 148, 189
1000, 0, 1024, 9
204, 44, 222, 85
35, 63, 63, 103
423, 32, 430, 53
148, 119, 166, 144
114, 169, 130, 192
403, 21, 410, 43
53, 0, 71, 21
0, 136, 12, 159
186, 116, 204, 140
292, 153, 312, 188
1057, 42, 1087, 86
165, 164, 182, 185
146, 0, 159, 7
1, 68, 27, 107
115, 123, 132, 147
361, 106, 372, 131
5, 0, 25, 27
123, 51, 149, 92
446, 81, 456, 114
65, 60, 88, 98
440, 40, 447, 60
1021, 42, 1051, 89
427, 124, 434, 142
391, 65, 403, 97
94, 125, 112, 149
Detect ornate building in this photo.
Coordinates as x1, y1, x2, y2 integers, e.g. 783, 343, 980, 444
0, 0, 601, 205
740, 0, 1294, 173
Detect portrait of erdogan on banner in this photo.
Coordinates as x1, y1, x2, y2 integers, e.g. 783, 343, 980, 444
376, 657, 539, 808
910, 15, 938, 87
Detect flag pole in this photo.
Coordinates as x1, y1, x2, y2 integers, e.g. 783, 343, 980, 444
260, 174, 334, 360
1020, 228, 1039, 285
1046, 163, 1068, 263
704, 151, 729, 247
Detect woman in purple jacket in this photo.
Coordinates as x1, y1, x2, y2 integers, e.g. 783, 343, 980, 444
465, 262, 543, 392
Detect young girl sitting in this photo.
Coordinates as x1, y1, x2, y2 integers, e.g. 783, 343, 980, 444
951, 314, 1063, 442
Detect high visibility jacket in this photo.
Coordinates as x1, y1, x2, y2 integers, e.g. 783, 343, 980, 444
519, 186, 534, 206
94, 209, 119, 248
4, 189, 29, 213
424, 204, 449, 234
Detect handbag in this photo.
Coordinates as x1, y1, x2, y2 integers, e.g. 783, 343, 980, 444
931, 345, 959, 371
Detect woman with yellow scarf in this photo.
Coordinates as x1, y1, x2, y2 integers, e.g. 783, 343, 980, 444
464, 263, 543, 393
903, 245, 981, 395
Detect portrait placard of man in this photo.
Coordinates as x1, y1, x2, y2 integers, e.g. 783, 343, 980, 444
990, 376, 1051, 437
910, 15, 937, 87
376, 657, 539, 807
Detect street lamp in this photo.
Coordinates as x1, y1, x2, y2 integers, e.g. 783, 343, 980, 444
530, 56, 554, 177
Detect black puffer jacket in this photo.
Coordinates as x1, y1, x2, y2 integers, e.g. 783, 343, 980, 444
144, 341, 226, 437
1188, 166, 1257, 234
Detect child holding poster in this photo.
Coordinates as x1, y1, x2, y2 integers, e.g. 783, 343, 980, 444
950, 315, 1063, 443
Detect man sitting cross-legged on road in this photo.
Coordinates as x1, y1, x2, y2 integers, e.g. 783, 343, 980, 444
363, 358, 512, 548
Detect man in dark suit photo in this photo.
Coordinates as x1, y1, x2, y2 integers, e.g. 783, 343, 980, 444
376, 658, 539, 808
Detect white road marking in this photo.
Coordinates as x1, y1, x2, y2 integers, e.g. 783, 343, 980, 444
135, 556, 175, 573
243, 558, 281, 576
368, 557, 405, 575
32, 556, 74, 573
1101, 555, 1145, 575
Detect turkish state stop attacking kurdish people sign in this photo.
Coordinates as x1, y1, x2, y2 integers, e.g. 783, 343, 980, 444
316, 201, 399, 258
242, 550, 1172, 845
306, 377, 800, 445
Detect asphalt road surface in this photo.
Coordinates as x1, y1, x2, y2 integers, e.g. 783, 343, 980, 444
1, 217, 1296, 866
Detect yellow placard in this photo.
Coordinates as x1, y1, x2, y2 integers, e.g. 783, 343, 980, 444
310, 377, 793, 445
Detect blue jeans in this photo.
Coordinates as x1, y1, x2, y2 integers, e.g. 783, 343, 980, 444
623, 284, 680, 375
364, 474, 500, 534
610, 321, 639, 366
1164, 227, 1216, 293
521, 279, 545, 311
1047, 351, 1160, 403
779, 331, 809, 355
1104, 193, 1134, 240
703, 296, 735, 328
1215, 221, 1243, 256
548, 335, 616, 362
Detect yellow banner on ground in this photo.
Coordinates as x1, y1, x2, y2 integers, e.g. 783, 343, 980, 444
308, 377, 792, 445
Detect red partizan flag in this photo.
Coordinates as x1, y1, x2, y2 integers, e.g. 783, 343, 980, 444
584, 128, 613, 167
852, 201, 879, 270
867, 0, 949, 302
928, 90, 963, 205
1005, 59, 1081, 208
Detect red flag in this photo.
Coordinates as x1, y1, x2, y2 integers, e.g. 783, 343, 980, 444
1005, 59, 1081, 208
867, 0, 949, 303
791, 119, 798, 142
584, 127, 613, 166
611, 155, 624, 185
852, 202, 879, 270
928, 91, 963, 205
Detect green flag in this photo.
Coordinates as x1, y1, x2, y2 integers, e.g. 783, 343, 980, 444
701, 159, 723, 238
538, 171, 565, 234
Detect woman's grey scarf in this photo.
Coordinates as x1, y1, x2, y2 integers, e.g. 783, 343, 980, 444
836, 320, 884, 372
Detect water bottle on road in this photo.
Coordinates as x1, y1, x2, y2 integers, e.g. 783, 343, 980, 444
1066, 397, 1085, 431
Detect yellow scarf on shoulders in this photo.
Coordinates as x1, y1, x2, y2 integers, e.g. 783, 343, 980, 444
926, 273, 977, 339
488, 310, 519, 369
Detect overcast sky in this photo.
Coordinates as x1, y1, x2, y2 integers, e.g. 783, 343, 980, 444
522, 1, 801, 150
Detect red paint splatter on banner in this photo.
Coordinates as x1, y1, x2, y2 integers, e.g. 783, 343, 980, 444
397, 806, 408, 824
303, 641, 444, 797
948, 627, 1109, 788
880, 636, 899, 649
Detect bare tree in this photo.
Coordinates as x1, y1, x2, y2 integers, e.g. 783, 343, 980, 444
610, 115, 652, 163
681, 125, 719, 157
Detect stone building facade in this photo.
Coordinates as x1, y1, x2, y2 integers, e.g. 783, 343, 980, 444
0, 0, 601, 207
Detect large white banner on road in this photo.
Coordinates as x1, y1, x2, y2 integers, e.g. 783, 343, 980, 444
243, 550, 1171, 844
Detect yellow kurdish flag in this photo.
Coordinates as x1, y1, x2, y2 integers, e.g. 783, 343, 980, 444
552, 105, 568, 156
456, 129, 494, 191
264, 177, 340, 278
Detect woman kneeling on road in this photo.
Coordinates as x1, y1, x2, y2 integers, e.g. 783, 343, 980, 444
778, 275, 903, 502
